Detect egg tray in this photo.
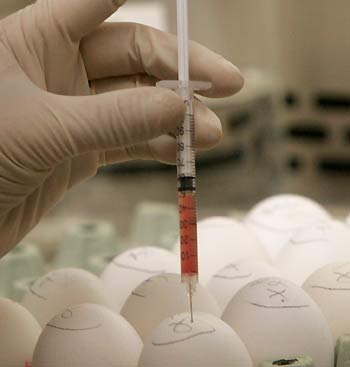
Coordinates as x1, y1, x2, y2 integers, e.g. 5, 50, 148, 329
259, 356, 314, 367
257, 334, 350, 367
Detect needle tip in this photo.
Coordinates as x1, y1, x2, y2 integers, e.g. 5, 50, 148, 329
189, 282, 194, 323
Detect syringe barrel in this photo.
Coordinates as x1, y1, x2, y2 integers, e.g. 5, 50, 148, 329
176, 96, 196, 183
178, 190, 198, 277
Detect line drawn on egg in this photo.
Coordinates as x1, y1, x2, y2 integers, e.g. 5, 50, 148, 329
152, 316, 216, 346
131, 291, 146, 298
38, 275, 55, 288
246, 218, 295, 232
248, 302, 310, 309
310, 285, 350, 291
46, 323, 102, 332
46, 308, 102, 332
29, 274, 56, 301
228, 264, 240, 271
29, 284, 48, 301
250, 279, 286, 288
28, 272, 75, 300
212, 263, 253, 280
248, 220, 286, 232
290, 237, 328, 246
130, 275, 171, 298
130, 279, 151, 298
112, 261, 166, 274
214, 273, 253, 280
155, 274, 171, 283
213, 264, 252, 280
310, 265, 350, 291
289, 224, 330, 246
129, 249, 152, 261
246, 279, 311, 309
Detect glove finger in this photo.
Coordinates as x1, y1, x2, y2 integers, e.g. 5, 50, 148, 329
45, 87, 184, 165
90, 74, 157, 94
148, 100, 223, 162
102, 99, 222, 166
91, 80, 222, 142
49, 0, 127, 41
103, 129, 218, 167
81, 23, 244, 98
101, 142, 156, 165
101, 136, 176, 166
90, 77, 222, 149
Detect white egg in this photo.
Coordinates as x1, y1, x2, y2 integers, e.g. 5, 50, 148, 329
139, 312, 252, 367
303, 261, 350, 343
100, 246, 178, 312
22, 268, 111, 327
32, 303, 142, 367
276, 220, 350, 285
121, 273, 221, 342
208, 258, 280, 313
222, 277, 334, 367
245, 194, 331, 259
173, 216, 268, 285
0, 298, 41, 366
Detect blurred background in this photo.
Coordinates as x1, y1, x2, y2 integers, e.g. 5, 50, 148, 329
63, 0, 350, 222
1, 0, 350, 277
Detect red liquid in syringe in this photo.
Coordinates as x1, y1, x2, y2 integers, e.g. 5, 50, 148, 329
179, 191, 198, 278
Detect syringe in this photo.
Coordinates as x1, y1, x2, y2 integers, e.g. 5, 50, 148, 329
158, 0, 210, 323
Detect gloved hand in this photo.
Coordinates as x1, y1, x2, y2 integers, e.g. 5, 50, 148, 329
0, 0, 244, 256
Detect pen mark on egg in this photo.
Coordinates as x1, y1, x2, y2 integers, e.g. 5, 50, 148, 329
251, 279, 286, 288
290, 238, 328, 245
267, 288, 287, 302
38, 276, 54, 288
47, 323, 102, 332
311, 285, 350, 291
213, 273, 253, 280
170, 318, 193, 333
155, 274, 171, 283
152, 317, 216, 346
248, 302, 310, 309
247, 218, 299, 232
227, 264, 240, 271
334, 271, 350, 282
129, 251, 148, 261
61, 309, 73, 319
131, 291, 146, 298
112, 261, 166, 274
152, 330, 216, 346
29, 284, 47, 301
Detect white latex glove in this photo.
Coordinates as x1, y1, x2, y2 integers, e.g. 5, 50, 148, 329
0, 0, 244, 256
